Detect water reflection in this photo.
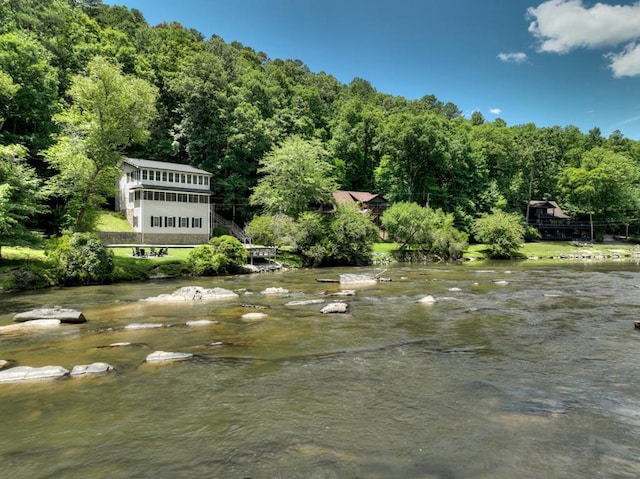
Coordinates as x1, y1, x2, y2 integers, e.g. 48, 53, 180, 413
1, 263, 640, 478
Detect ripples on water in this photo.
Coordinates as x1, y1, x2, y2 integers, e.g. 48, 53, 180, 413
1, 263, 640, 478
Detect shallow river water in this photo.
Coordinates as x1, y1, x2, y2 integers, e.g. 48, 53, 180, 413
1, 262, 640, 479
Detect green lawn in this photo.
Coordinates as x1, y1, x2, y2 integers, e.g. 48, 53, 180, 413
95, 211, 133, 232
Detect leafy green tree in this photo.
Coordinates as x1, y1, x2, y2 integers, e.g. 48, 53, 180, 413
45, 56, 158, 232
381, 202, 467, 260
0, 31, 60, 149
293, 211, 329, 267
559, 147, 640, 228
250, 136, 338, 217
46, 232, 114, 285
472, 210, 525, 259
245, 214, 298, 247
326, 203, 380, 265
0, 144, 46, 261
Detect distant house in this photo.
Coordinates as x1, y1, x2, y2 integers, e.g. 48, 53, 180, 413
115, 158, 213, 245
329, 191, 389, 227
526, 200, 591, 241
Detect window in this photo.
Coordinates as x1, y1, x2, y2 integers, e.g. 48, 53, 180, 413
166, 192, 177, 202
189, 194, 198, 203
142, 170, 148, 180
151, 216, 162, 227
153, 191, 165, 201
134, 191, 141, 200
204, 177, 209, 186
168, 172, 174, 182
179, 217, 189, 228
198, 175, 203, 185
162, 171, 167, 182
187, 174, 192, 184
199, 195, 209, 204
165, 216, 175, 227
178, 193, 187, 202
155, 171, 161, 181
192, 217, 202, 228
181, 174, 186, 183
143, 191, 153, 200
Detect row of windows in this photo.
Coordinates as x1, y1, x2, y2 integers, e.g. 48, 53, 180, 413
126, 169, 209, 186
148, 216, 203, 228
131, 191, 210, 203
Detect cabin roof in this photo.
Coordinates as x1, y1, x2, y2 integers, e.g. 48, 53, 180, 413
528, 200, 570, 219
333, 191, 385, 204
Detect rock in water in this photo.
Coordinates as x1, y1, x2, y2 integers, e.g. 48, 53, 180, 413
145, 351, 193, 363
321, 302, 349, 314
70, 362, 114, 376
13, 307, 86, 324
418, 295, 436, 304
142, 286, 238, 302
0, 365, 69, 383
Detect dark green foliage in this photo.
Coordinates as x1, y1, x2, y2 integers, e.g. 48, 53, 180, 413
46, 232, 114, 284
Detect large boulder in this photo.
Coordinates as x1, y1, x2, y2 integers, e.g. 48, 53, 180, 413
13, 307, 86, 324
0, 365, 69, 383
142, 286, 238, 302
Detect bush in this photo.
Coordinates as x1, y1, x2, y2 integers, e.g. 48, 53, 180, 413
186, 235, 248, 276
472, 210, 525, 259
46, 232, 114, 285
186, 245, 229, 276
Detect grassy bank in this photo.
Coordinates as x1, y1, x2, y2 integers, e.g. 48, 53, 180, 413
2, 240, 639, 292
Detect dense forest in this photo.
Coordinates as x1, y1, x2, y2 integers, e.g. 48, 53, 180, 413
3, 0, 640, 243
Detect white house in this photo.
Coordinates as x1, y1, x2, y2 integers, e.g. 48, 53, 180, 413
115, 158, 213, 245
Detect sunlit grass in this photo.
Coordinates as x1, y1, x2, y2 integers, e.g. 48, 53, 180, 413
95, 211, 133, 232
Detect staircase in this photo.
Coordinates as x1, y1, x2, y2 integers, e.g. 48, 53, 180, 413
212, 212, 250, 244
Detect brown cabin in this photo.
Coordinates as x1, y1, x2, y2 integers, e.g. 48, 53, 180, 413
526, 200, 591, 241
319, 191, 389, 228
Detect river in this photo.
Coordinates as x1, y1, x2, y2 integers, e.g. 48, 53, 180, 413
1, 262, 640, 479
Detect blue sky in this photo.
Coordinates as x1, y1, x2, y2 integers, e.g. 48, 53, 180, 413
104, 0, 640, 139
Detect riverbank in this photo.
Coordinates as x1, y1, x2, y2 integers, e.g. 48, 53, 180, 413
2, 239, 639, 292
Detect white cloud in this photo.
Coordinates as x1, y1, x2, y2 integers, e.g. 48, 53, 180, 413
490, 108, 502, 115
528, 0, 640, 53
497, 52, 528, 63
607, 42, 640, 77
528, 0, 640, 77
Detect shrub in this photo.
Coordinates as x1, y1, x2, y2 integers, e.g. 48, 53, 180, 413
472, 210, 525, 259
186, 235, 248, 276
186, 245, 229, 276
46, 232, 114, 285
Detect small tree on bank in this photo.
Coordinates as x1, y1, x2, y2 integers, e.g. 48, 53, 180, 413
472, 209, 525, 259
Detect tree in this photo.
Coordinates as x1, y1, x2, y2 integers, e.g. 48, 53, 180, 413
0, 144, 46, 261
559, 147, 640, 229
46, 232, 114, 285
45, 56, 158, 232
381, 202, 468, 260
186, 235, 248, 275
250, 135, 338, 218
326, 203, 380, 265
472, 210, 525, 259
